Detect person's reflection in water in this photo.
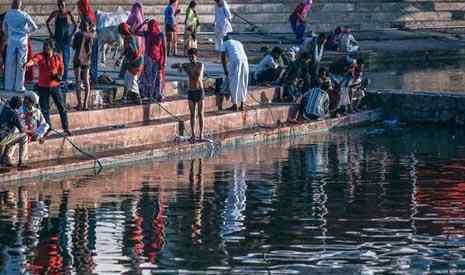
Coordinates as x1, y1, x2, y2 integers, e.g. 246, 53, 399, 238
72, 207, 96, 274
222, 163, 247, 238
189, 159, 204, 245
121, 197, 143, 273
136, 182, 166, 265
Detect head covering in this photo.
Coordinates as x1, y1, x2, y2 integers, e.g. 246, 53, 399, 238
78, 0, 96, 24
24, 91, 39, 106
119, 22, 131, 36
127, 2, 144, 29
146, 19, 164, 63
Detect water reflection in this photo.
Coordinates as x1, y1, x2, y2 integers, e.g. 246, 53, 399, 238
1, 127, 465, 273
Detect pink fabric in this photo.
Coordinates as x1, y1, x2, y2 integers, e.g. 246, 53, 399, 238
127, 2, 145, 53
302, 0, 313, 17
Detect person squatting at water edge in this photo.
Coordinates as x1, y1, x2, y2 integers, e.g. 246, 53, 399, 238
3, 0, 38, 92
172, 48, 205, 143
0, 96, 27, 170
25, 39, 72, 137
3, 91, 50, 170
220, 34, 249, 112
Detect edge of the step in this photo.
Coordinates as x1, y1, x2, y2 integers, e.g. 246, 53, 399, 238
0, 109, 383, 183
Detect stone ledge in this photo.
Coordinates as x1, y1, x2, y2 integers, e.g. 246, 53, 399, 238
0, 109, 382, 183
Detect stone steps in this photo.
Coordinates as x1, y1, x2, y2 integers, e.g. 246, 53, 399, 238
6, 0, 465, 33
28, 103, 292, 162
49, 86, 278, 131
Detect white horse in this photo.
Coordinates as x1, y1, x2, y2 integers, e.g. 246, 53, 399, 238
96, 8, 129, 65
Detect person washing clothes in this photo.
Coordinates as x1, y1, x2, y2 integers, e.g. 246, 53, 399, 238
25, 39, 71, 136
214, 0, 232, 53
2, 0, 38, 92
220, 35, 249, 112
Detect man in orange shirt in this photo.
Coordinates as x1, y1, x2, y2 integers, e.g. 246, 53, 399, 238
25, 39, 71, 136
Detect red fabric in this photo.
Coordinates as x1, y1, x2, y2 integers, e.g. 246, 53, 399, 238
119, 22, 131, 36
25, 39, 34, 82
78, 0, 96, 24
146, 19, 165, 66
31, 53, 64, 88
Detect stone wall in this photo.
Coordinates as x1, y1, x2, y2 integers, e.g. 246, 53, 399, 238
368, 90, 465, 125
1, 0, 464, 33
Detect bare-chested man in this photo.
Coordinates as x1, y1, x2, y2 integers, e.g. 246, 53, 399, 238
172, 48, 205, 142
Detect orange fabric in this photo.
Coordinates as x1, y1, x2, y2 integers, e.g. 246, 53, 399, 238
31, 53, 64, 88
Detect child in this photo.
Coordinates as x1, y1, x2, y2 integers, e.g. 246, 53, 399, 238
72, 19, 95, 110
172, 48, 205, 142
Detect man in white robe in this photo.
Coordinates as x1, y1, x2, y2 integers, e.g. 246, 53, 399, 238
3, 0, 38, 92
220, 35, 249, 111
214, 0, 232, 52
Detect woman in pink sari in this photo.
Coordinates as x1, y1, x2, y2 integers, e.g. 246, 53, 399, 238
127, 2, 145, 54
135, 19, 166, 101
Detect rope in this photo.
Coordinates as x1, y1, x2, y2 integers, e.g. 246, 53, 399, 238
50, 129, 104, 175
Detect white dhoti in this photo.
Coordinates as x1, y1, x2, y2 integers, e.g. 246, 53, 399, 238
228, 60, 249, 104
124, 72, 140, 96
4, 41, 27, 92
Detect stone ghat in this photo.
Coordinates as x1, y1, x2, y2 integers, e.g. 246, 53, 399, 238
0, 109, 382, 183
2, 0, 465, 33
368, 89, 465, 125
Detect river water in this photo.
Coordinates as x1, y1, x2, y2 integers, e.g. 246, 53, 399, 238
1, 125, 465, 274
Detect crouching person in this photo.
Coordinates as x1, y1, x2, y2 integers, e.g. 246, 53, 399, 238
0, 96, 28, 170
18, 91, 50, 144
118, 22, 143, 104
290, 83, 329, 122
254, 47, 285, 84
25, 39, 71, 136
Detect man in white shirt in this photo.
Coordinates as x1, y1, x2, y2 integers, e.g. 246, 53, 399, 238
220, 35, 249, 112
254, 47, 284, 84
3, 0, 38, 92
214, 0, 233, 52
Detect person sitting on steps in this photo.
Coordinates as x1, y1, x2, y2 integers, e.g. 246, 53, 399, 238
172, 48, 205, 143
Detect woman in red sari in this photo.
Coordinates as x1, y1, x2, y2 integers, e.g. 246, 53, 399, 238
135, 19, 166, 101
